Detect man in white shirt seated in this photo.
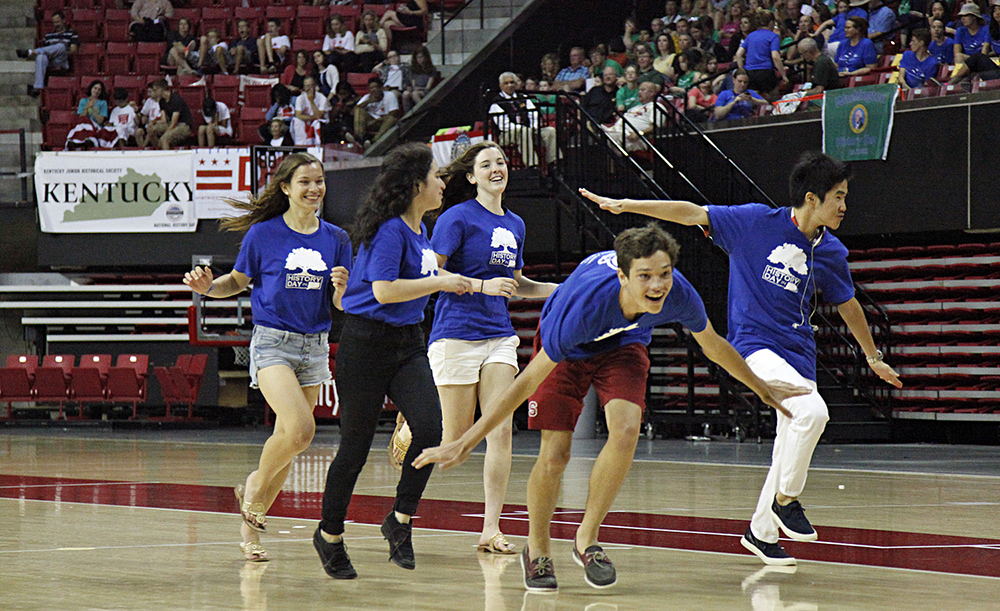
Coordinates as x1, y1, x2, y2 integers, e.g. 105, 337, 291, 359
350, 76, 401, 148
488, 71, 558, 168
292, 77, 331, 146
601, 81, 665, 151
256, 18, 290, 74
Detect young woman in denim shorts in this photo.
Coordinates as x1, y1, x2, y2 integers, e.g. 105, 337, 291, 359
312, 143, 480, 579
391, 142, 557, 556
184, 153, 352, 562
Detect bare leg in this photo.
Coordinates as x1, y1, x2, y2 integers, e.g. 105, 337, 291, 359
234, 45, 246, 74
526, 429, 573, 558
573, 399, 641, 552
198, 124, 207, 146
207, 125, 217, 147
477, 363, 517, 547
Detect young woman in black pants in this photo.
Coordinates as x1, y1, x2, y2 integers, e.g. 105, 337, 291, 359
314, 143, 477, 578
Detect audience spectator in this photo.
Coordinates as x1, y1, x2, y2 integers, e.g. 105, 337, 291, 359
601, 81, 664, 151
325, 81, 360, 143
535, 79, 557, 115
687, 74, 718, 121
797, 37, 840, 109
635, 43, 668, 86
589, 44, 624, 78
291, 76, 330, 146
702, 51, 733, 92
929, 1, 957, 35
198, 28, 233, 75
129, 0, 172, 42
356, 9, 388, 72
896, 0, 931, 46
106, 87, 138, 148
283, 50, 316, 97
865, 0, 898, 53
324, 15, 357, 73
729, 16, 754, 58
735, 10, 789, 99
379, 0, 428, 49
135, 83, 163, 148
146, 78, 192, 150
409, 46, 441, 108
581, 65, 619, 123
953, 2, 991, 64
350, 76, 401, 148
721, 1, 748, 47
257, 18, 291, 74
785, 12, 823, 66
65, 80, 109, 149
198, 96, 233, 147
17, 11, 79, 97
654, 33, 677, 73
817, 0, 868, 58
375, 50, 414, 112
783, 0, 814, 33
694, 15, 730, 61
929, 17, 956, 64
540, 52, 561, 82
669, 49, 704, 95
899, 28, 942, 90
651, 17, 667, 39
264, 83, 295, 127
554, 46, 590, 91
231, 19, 259, 75
836, 16, 878, 76
664, 0, 684, 25
948, 1, 1000, 83
714, 68, 768, 120
313, 51, 340, 98
616, 64, 641, 112
679, 0, 695, 21
488, 71, 557, 167
622, 17, 640, 52
266, 118, 295, 147
164, 17, 198, 76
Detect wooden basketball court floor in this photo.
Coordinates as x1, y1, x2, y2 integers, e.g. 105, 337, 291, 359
2, 427, 999, 611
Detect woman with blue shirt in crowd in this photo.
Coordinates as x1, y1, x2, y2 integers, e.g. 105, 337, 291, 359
929, 17, 956, 64
899, 28, 941, 90
424, 142, 556, 555
817, 0, 868, 57
313, 143, 477, 579
735, 9, 789, 99
183, 153, 352, 563
949, 1, 1000, 84
953, 2, 992, 64
836, 16, 878, 76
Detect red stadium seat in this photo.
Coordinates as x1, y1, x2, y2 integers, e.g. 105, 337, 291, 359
104, 9, 132, 43
237, 105, 268, 143
291, 39, 323, 53
112, 75, 146, 104
173, 8, 202, 36
70, 9, 100, 42
348, 71, 378, 96
33, 366, 71, 419
295, 5, 328, 39
42, 354, 74, 377
212, 74, 240, 108
0, 367, 33, 418
80, 354, 112, 379
44, 76, 79, 111
201, 7, 232, 39
44, 110, 76, 149
136, 42, 166, 74
848, 74, 879, 87
972, 78, 1000, 93
5, 354, 38, 379
104, 42, 136, 76
72, 48, 101, 75
329, 5, 361, 31
243, 83, 273, 109
234, 8, 264, 37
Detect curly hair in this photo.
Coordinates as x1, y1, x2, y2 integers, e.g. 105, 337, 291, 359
352, 143, 434, 248
440, 141, 506, 209
615, 222, 681, 276
221, 152, 322, 235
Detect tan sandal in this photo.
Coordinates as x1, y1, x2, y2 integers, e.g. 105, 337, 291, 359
239, 541, 269, 562
388, 421, 411, 471
477, 532, 516, 555
235, 484, 267, 533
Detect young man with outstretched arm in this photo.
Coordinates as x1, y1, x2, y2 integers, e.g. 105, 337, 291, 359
578, 151, 902, 566
415, 223, 808, 591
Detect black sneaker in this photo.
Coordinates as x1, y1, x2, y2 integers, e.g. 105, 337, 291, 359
313, 528, 357, 579
520, 545, 557, 592
740, 528, 796, 566
770, 497, 818, 542
572, 544, 617, 589
381, 511, 415, 570
16, 49, 29, 59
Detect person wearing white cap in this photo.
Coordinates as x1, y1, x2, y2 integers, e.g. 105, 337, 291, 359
953, 2, 991, 64
949, 0, 1000, 84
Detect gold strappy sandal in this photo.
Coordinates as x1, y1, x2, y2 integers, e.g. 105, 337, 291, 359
239, 541, 269, 562
235, 484, 267, 532
388, 421, 411, 471
477, 532, 516, 555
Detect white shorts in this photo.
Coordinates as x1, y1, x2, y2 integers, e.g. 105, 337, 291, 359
427, 335, 520, 385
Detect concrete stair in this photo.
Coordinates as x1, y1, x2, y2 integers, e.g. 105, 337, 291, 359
0, 1, 40, 205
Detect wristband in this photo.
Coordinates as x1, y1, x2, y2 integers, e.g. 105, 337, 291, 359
481, 278, 485, 293
866, 350, 883, 365
206, 283, 214, 296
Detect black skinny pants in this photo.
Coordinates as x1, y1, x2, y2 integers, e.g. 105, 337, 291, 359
320, 314, 442, 535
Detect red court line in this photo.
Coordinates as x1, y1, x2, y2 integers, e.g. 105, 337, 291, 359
1, 474, 997, 578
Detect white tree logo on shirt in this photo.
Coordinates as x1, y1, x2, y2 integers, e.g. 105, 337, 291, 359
284, 247, 328, 290
593, 322, 640, 342
489, 227, 518, 267
420, 248, 438, 277
762, 243, 807, 292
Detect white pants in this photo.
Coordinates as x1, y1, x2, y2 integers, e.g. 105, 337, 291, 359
498, 125, 557, 166
746, 349, 828, 543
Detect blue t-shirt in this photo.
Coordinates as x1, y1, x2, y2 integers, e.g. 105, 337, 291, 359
829, 8, 867, 44
741, 29, 780, 71
928, 37, 955, 65
955, 25, 991, 56
76, 98, 109, 121
539, 251, 708, 362
342, 217, 438, 326
428, 199, 525, 343
234, 215, 353, 335
715, 88, 765, 121
835, 37, 878, 72
899, 50, 940, 87
705, 204, 855, 381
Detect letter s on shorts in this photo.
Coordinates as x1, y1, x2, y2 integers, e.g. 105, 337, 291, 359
528, 401, 538, 418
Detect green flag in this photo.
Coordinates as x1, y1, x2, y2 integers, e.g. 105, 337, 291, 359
822, 84, 899, 161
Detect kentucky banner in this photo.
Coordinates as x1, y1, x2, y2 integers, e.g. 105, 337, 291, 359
822, 84, 899, 161
431, 127, 484, 169
193, 147, 252, 219
35, 150, 196, 233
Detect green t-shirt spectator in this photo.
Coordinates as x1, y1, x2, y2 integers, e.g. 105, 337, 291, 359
591, 58, 624, 78
616, 84, 640, 110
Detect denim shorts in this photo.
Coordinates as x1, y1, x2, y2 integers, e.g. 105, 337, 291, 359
249, 325, 331, 389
